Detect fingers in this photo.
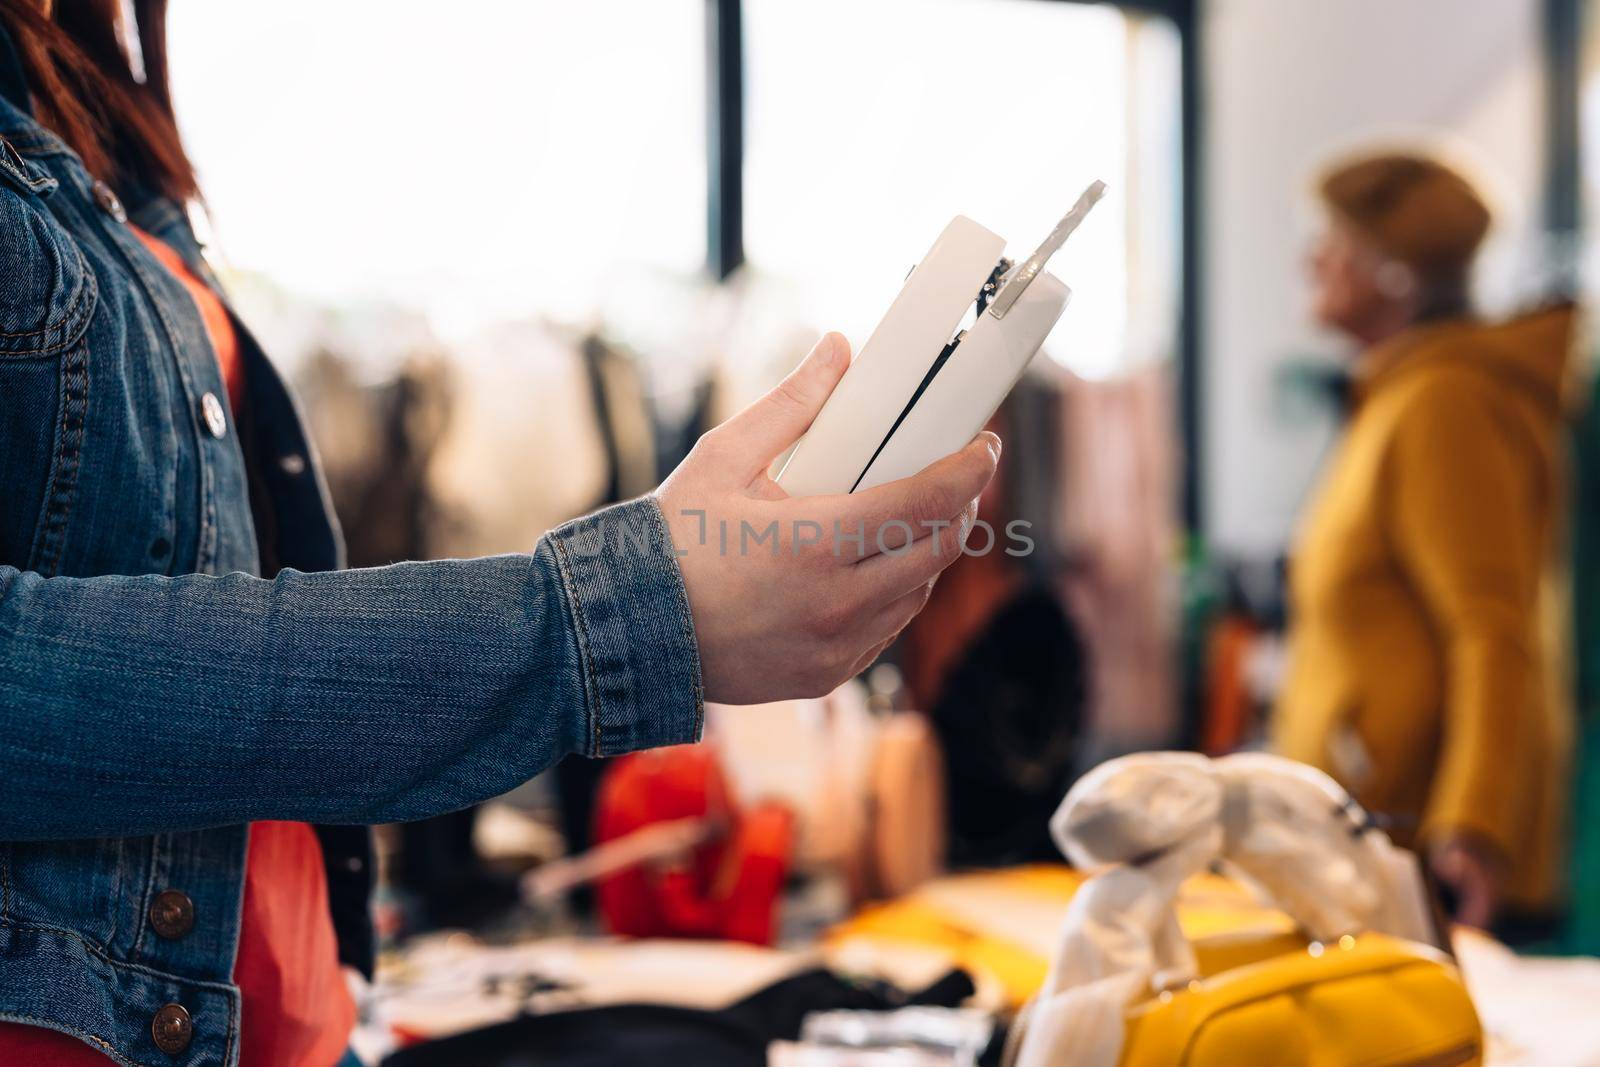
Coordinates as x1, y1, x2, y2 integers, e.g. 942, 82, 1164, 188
849, 498, 978, 604
1440, 862, 1493, 929
844, 633, 898, 684
832, 432, 1000, 559
702, 333, 851, 482
1431, 841, 1500, 929
1455, 884, 1493, 931
799, 499, 982, 694
871, 580, 935, 644
835, 584, 931, 689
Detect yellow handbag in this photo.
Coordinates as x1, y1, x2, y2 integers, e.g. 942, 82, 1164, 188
828, 866, 1481, 1067
1118, 931, 1479, 1066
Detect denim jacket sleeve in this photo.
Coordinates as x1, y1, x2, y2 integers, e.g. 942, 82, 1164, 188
0, 496, 704, 841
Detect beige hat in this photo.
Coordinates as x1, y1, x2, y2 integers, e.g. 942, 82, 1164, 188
1318, 152, 1491, 279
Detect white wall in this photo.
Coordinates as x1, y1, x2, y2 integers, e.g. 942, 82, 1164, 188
1202, 0, 1546, 558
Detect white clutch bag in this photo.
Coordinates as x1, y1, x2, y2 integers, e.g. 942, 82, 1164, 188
776, 181, 1106, 497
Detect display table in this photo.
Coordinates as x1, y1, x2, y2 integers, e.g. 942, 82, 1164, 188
356, 868, 1600, 1065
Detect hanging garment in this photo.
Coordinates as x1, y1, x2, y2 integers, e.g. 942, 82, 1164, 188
926, 585, 1087, 868
1054, 365, 1180, 749
422, 324, 610, 559
579, 333, 660, 504
891, 375, 1088, 869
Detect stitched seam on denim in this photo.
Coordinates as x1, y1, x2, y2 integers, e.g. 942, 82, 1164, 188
79, 182, 220, 573
141, 247, 227, 572
223, 928, 239, 1066
102, 837, 124, 948
0, 1013, 145, 1067
0, 915, 237, 992
549, 534, 603, 758
0, 922, 240, 1067
130, 833, 162, 960
0, 172, 51, 193
201, 458, 218, 571
0, 246, 97, 354
31, 339, 89, 574
0, 263, 90, 335
648, 498, 706, 737
0, 152, 52, 194
30, 337, 88, 576
220, 825, 249, 981
0, 844, 9, 922
140, 259, 220, 570
0, 267, 91, 336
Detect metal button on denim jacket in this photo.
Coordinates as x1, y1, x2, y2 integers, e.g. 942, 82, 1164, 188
0, 42, 702, 1067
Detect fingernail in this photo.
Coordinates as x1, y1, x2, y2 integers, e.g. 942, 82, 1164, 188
815, 332, 847, 368
980, 431, 1002, 459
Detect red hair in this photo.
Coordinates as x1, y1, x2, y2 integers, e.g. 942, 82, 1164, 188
1, 0, 196, 199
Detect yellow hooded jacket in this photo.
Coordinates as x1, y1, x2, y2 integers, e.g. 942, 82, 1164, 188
1275, 306, 1576, 909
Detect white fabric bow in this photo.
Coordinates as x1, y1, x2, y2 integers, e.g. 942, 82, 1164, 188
1011, 752, 1434, 1067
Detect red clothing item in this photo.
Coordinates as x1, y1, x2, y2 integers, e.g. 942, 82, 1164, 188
0, 232, 354, 1067
594, 746, 795, 946
232, 822, 358, 1067
0, 825, 355, 1067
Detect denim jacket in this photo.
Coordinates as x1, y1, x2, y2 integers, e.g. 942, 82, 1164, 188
0, 28, 702, 1067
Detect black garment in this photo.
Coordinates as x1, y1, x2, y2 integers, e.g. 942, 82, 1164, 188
380, 968, 976, 1067
930, 585, 1087, 868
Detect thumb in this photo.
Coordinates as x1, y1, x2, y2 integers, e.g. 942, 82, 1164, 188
717, 333, 851, 478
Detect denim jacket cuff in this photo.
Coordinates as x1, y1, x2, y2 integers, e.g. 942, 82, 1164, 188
546, 496, 704, 757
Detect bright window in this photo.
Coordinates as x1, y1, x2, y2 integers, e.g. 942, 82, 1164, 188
742, 0, 1181, 379
167, 1, 706, 351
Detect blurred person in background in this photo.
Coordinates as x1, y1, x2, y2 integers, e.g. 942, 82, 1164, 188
1276, 150, 1576, 937
0, 2, 999, 1065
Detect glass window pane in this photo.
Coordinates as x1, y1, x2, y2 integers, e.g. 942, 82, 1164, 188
743, 0, 1181, 380
168, 1, 705, 362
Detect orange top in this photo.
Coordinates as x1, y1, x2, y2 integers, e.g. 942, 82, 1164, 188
0, 231, 355, 1067
230, 821, 359, 1067
135, 226, 246, 413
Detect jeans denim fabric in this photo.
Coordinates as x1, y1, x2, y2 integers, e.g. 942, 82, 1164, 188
0, 22, 702, 1067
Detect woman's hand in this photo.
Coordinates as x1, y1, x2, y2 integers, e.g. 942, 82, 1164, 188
1430, 834, 1504, 930
656, 332, 1000, 705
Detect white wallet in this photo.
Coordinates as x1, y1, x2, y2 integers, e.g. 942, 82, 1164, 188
776, 181, 1106, 497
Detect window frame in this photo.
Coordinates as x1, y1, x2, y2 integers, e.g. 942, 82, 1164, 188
1546, 0, 1581, 246
703, 0, 1204, 531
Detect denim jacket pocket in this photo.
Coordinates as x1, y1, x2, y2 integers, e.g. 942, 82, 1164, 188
0, 182, 96, 359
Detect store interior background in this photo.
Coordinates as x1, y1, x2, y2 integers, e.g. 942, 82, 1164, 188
155, 0, 1600, 960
